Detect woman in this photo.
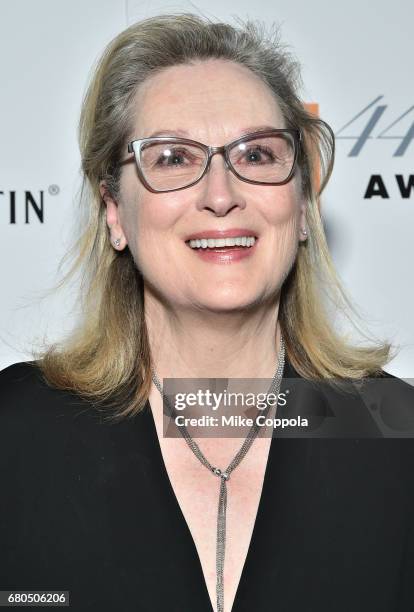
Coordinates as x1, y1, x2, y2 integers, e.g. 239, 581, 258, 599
1, 13, 413, 612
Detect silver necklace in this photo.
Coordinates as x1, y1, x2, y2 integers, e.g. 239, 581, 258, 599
151, 334, 285, 612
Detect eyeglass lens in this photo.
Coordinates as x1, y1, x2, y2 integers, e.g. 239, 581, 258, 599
136, 133, 296, 191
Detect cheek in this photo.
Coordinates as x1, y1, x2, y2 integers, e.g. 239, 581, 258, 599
262, 186, 302, 273
120, 191, 183, 276
263, 182, 302, 233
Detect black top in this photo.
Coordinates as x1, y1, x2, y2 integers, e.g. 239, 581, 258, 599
1, 358, 414, 612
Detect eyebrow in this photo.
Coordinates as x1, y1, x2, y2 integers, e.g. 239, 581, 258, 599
146, 125, 282, 139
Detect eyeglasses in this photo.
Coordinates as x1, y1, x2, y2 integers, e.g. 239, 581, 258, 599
122, 129, 301, 193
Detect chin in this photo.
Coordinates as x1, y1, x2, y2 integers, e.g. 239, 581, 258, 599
192, 289, 263, 313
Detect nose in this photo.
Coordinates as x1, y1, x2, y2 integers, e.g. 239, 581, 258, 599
195, 153, 246, 216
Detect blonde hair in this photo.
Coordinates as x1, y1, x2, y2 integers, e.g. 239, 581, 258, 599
33, 13, 393, 421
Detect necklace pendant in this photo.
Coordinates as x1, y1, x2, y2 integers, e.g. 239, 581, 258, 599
212, 467, 230, 481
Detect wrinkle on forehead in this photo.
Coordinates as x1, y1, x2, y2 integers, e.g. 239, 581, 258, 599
129, 59, 286, 144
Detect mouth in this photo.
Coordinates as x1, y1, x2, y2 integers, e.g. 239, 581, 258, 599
184, 228, 259, 252
185, 235, 257, 250
183, 229, 259, 264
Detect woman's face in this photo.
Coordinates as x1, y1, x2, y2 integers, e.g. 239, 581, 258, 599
105, 59, 306, 312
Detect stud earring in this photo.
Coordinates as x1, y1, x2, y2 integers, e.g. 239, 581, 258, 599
113, 238, 121, 247
301, 229, 308, 237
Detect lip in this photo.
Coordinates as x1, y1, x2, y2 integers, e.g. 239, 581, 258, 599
185, 229, 258, 264
184, 228, 258, 241
187, 241, 257, 264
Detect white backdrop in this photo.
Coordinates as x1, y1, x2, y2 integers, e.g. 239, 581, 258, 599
1, 0, 413, 375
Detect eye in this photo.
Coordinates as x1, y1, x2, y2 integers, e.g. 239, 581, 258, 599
230, 135, 294, 168
140, 142, 206, 176
242, 145, 276, 164
155, 147, 194, 167
232, 143, 280, 167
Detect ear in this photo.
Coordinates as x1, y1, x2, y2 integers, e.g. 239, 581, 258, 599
99, 181, 127, 250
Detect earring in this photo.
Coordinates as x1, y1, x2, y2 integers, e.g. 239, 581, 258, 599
301, 229, 308, 237
113, 238, 121, 247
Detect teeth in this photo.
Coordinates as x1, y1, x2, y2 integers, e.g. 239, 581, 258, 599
188, 236, 256, 249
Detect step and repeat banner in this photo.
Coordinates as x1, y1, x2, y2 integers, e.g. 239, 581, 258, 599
1, 0, 413, 374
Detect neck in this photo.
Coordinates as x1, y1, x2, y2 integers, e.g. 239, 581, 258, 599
145, 290, 282, 380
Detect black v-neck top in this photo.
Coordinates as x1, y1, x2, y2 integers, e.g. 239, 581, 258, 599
1, 358, 414, 612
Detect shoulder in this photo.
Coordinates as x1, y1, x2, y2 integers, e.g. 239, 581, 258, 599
0, 361, 103, 442
0, 359, 40, 388
361, 368, 414, 434
0, 360, 91, 413
0, 361, 151, 492
281, 359, 414, 437
358, 366, 414, 408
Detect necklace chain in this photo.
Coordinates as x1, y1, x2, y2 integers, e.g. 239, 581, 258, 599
151, 335, 285, 612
